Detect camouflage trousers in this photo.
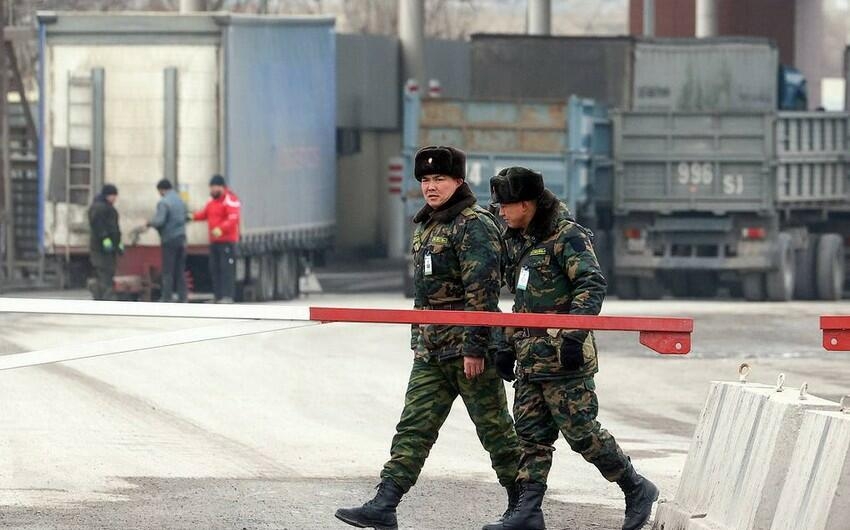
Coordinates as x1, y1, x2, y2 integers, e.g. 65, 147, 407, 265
381, 356, 521, 493
514, 376, 629, 484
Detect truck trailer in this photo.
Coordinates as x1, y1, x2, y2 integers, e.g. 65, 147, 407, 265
38, 12, 336, 301
611, 38, 848, 301
400, 88, 613, 296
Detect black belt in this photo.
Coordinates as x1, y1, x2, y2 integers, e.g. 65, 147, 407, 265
425, 302, 466, 311
523, 328, 550, 337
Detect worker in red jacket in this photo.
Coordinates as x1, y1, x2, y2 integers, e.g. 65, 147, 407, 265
192, 174, 241, 303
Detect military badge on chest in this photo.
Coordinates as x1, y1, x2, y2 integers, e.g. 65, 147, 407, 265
518, 247, 547, 290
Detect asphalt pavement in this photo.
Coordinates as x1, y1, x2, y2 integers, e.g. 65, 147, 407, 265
0, 290, 848, 529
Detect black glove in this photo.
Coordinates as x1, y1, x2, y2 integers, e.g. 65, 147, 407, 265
559, 332, 587, 371
494, 349, 516, 382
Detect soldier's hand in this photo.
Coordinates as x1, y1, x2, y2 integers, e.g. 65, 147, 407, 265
464, 356, 486, 379
559, 332, 587, 371
494, 349, 516, 382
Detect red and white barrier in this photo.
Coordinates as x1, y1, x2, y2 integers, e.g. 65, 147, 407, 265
0, 298, 692, 370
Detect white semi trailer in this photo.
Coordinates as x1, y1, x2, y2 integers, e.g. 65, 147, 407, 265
38, 12, 336, 300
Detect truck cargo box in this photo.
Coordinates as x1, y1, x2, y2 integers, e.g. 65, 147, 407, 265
401, 90, 613, 296
470, 34, 634, 108
632, 38, 779, 112
471, 35, 779, 113
38, 12, 336, 300
613, 110, 850, 214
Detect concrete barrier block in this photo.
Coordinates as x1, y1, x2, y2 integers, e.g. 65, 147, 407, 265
653, 381, 838, 530
770, 410, 850, 530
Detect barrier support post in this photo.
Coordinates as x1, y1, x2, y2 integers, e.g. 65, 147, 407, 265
820, 315, 850, 351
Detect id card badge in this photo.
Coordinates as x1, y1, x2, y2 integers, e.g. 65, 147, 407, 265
517, 266, 530, 290
424, 253, 433, 276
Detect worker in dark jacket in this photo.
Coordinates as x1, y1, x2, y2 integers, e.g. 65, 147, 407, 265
147, 179, 189, 302
87, 184, 122, 301
192, 174, 241, 303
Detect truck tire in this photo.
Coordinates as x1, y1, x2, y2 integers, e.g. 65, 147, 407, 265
816, 233, 845, 300
638, 275, 664, 300
256, 254, 275, 302
794, 234, 818, 300
275, 252, 300, 301
766, 233, 795, 301
617, 276, 638, 300
742, 274, 766, 301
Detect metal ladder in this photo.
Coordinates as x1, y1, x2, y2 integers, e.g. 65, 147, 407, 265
64, 74, 95, 262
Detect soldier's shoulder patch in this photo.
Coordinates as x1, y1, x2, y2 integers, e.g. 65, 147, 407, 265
460, 206, 478, 219
431, 235, 449, 245
530, 248, 547, 256
567, 236, 587, 253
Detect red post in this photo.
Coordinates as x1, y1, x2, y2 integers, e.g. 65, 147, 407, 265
820, 316, 850, 351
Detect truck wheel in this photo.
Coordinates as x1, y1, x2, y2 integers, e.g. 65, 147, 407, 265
637, 275, 664, 300
816, 233, 845, 300
742, 274, 766, 301
794, 234, 818, 300
617, 276, 638, 300
256, 254, 275, 302
766, 233, 795, 301
275, 252, 300, 301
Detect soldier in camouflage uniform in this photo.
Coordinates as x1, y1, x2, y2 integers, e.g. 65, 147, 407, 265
482, 167, 659, 530
335, 146, 521, 530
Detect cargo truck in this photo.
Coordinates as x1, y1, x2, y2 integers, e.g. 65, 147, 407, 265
470, 35, 829, 300
400, 89, 613, 296
611, 37, 848, 300
37, 12, 336, 301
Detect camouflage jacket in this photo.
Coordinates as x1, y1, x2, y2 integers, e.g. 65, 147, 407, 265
504, 190, 607, 380
410, 183, 504, 361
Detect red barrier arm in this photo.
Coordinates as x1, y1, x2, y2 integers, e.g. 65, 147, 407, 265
820, 316, 850, 351
309, 307, 692, 355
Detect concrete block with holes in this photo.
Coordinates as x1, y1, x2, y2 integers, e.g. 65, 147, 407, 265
652, 381, 839, 530
769, 408, 850, 530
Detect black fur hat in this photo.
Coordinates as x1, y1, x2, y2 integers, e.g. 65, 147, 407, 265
490, 166, 544, 204
414, 145, 466, 181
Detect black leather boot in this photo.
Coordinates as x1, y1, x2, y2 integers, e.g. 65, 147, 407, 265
617, 464, 659, 530
335, 479, 403, 530
502, 483, 521, 520
482, 482, 546, 530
